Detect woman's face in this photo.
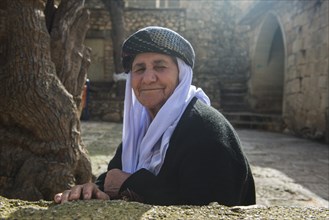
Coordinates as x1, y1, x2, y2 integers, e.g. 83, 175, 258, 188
131, 52, 179, 118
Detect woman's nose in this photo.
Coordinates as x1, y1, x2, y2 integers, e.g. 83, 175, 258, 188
142, 68, 157, 84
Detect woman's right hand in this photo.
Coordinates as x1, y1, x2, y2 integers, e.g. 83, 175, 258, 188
54, 182, 109, 204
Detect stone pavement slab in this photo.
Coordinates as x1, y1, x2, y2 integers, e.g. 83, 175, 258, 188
238, 129, 329, 207
81, 122, 329, 208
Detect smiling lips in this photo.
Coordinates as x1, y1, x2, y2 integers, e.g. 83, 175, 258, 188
140, 88, 164, 92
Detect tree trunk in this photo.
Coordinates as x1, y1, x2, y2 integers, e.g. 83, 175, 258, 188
102, 0, 125, 74
101, 0, 126, 97
0, 0, 92, 201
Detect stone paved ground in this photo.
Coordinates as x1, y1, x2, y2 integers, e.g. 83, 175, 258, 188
238, 129, 329, 208
81, 121, 329, 208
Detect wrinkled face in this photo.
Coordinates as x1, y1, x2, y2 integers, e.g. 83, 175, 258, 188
131, 52, 179, 118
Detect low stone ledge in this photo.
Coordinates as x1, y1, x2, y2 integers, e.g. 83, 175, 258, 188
1, 196, 328, 219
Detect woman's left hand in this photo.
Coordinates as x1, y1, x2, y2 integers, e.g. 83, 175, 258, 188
104, 168, 131, 199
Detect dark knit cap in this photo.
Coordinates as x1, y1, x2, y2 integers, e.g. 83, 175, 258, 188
122, 26, 195, 72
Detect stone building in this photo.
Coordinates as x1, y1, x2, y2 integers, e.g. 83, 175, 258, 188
240, 0, 328, 142
83, 0, 328, 143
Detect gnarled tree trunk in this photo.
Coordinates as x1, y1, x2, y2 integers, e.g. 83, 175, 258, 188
0, 0, 92, 201
102, 0, 125, 74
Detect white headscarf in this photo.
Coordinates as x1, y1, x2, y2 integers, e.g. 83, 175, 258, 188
121, 58, 210, 175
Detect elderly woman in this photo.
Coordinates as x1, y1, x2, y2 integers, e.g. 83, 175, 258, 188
54, 26, 256, 206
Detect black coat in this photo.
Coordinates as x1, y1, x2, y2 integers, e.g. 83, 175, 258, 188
96, 98, 256, 206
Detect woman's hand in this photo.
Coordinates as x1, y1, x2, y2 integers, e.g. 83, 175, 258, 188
104, 169, 131, 199
54, 183, 109, 204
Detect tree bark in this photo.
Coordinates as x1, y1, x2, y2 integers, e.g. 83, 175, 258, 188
102, 0, 125, 74
0, 0, 92, 201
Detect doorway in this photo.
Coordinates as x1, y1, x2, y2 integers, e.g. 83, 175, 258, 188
249, 13, 284, 114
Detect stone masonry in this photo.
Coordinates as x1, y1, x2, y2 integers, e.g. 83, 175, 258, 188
240, 0, 328, 142
83, 0, 328, 143
84, 0, 250, 119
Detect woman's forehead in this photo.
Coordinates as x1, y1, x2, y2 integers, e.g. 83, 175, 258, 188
133, 53, 174, 64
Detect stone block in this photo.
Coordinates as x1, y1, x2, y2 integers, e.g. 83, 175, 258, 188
320, 43, 328, 59
320, 59, 328, 75
304, 84, 320, 109
291, 67, 301, 80
296, 51, 306, 65
314, 112, 326, 132
318, 75, 328, 89
301, 76, 310, 90
305, 63, 314, 78
299, 13, 309, 26
306, 48, 315, 62
296, 93, 304, 110
320, 90, 328, 110
286, 79, 301, 94
299, 64, 309, 78
287, 54, 296, 67
292, 39, 301, 53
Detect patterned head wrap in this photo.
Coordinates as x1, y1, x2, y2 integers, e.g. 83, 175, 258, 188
122, 26, 195, 72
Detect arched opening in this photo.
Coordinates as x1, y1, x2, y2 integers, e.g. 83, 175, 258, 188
249, 13, 284, 114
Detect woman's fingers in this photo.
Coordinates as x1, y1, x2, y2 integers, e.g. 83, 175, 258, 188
94, 187, 110, 200
69, 185, 83, 200
54, 192, 63, 203
53, 183, 109, 204
54, 189, 76, 204
80, 182, 109, 200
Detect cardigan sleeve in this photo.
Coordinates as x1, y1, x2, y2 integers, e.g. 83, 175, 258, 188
95, 143, 123, 191
119, 168, 184, 204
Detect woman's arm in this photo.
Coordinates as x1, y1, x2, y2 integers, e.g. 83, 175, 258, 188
119, 168, 183, 204
95, 144, 123, 191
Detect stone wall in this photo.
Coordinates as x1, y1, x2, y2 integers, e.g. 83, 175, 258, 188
242, 0, 328, 141
83, 0, 328, 143
84, 0, 250, 121
180, 0, 250, 111
124, 8, 185, 33
84, 1, 187, 122
282, 0, 328, 142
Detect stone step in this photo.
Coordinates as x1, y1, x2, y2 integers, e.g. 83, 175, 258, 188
221, 87, 248, 94
220, 94, 246, 105
220, 103, 249, 112
222, 112, 283, 131
220, 84, 248, 110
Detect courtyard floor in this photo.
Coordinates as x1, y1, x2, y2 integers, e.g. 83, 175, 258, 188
81, 121, 329, 208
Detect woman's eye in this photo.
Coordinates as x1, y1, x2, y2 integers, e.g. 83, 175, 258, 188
155, 66, 166, 71
133, 68, 145, 74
